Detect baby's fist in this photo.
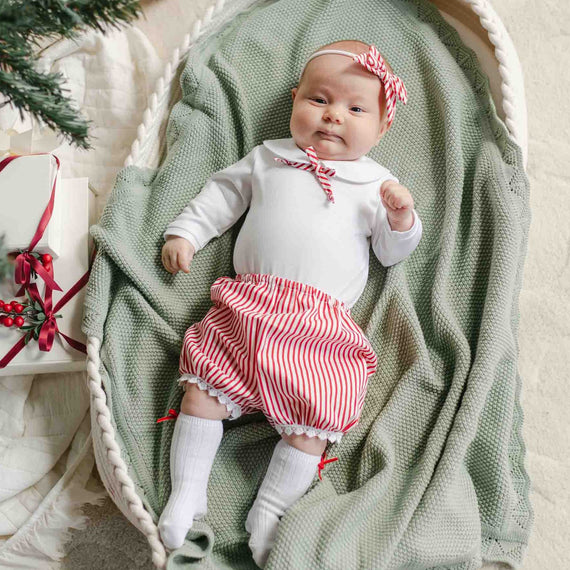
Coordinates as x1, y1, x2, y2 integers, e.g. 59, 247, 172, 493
162, 236, 195, 274
380, 180, 414, 211
380, 180, 415, 231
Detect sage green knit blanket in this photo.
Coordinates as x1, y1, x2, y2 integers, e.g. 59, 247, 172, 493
82, 0, 534, 567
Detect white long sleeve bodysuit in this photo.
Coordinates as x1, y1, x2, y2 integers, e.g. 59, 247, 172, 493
164, 138, 422, 309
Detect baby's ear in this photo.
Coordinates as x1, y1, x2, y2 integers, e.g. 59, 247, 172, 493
376, 121, 389, 143
291, 87, 298, 101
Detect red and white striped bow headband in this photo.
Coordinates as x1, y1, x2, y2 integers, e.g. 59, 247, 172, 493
274, 146, 336, 203
302, 45, 408, 129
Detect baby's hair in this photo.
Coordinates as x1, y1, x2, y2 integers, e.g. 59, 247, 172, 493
297, 39, 394, 124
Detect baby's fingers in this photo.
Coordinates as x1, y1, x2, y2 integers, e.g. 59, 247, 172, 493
391, 195, 405, 208
177, 251, 191, 273
161, 248, 172, 273
382, 192, 396, 210
164, 249, 179, 274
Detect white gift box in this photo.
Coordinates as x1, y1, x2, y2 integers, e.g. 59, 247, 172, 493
0, 177, 89, 376
0, 154, 62, 258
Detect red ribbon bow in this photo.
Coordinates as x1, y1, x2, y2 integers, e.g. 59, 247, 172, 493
352, 45, 408, 130
0, 266, 91, 367
318, 451, 339, 481
274, 145, 336, 203
157, 409, 179, 423
15, 250, 62, 296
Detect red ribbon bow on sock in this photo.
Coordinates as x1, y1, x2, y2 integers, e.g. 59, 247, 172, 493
318, 451, 339, 480
157, 409, 179, 423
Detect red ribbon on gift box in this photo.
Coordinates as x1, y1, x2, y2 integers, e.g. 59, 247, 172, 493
0, 266, 92, 367
0, 154, 64, 295
0, 153, 96, 368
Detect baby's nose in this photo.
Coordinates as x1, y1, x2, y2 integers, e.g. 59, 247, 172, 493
324, 109, 343, 123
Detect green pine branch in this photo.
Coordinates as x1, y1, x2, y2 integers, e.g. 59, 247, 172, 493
0, 0, 142, 149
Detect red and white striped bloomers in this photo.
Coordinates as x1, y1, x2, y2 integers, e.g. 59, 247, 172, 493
178, 273, 377, 443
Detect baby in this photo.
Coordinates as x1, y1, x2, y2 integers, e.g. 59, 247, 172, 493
158, 40, 422, 567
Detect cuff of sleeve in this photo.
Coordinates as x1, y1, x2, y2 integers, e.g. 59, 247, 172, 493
163, 229, 201, 252
386, 209, 420, 238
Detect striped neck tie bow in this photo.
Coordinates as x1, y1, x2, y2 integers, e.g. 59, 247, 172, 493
274, 145, 337, 203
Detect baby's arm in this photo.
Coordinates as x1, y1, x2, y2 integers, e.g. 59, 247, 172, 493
164, 147, 257, 250
162, 147, 257, 273
371, 178, 422, 267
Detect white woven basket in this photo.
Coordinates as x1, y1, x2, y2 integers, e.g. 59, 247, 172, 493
86, 1, 528, 567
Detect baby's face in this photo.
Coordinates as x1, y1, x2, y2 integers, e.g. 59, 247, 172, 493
290, 54, 387, 161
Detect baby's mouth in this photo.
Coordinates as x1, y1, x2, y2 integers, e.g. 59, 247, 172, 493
317, 131, 342, 141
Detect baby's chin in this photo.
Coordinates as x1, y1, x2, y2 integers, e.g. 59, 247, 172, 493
312, 139, 358, 161
293, 133, 357, 160
310, 134, 348, 159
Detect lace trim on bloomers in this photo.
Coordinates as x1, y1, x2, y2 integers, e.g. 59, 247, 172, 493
178, 374, 242, 420
273, 422, 344, 444
178, 375, 345, 442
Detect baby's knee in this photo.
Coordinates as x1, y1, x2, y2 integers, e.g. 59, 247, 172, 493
281, 432, 327, 456
181, 382, 231, 420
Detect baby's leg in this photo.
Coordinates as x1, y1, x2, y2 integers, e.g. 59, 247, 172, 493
158, 383, 231, 550
246, 434, 326, 568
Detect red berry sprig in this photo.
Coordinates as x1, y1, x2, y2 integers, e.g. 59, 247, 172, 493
0, 291, 62, 345
1, 299, 30, 328
0, 299, 24, 327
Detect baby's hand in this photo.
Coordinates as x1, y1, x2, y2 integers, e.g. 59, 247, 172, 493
162, 236, 195, 274
380, 180, 414, 231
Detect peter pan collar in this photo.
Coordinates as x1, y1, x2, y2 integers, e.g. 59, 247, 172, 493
262, 137, 392, 184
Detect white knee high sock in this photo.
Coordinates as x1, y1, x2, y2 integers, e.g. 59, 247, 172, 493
158, 412, 223, 550
245, 439, 321, 568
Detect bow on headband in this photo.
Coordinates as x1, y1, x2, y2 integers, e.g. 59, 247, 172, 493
352, 45, 408, 129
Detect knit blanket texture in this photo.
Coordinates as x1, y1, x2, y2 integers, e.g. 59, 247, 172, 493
82, 0, 534, 567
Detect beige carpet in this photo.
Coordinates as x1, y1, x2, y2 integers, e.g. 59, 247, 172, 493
61, 1, 570, 569
62, 498, 153, 569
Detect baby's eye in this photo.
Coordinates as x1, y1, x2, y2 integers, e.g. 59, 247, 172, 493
351, 106, 364, 113
312, 98, 326, 104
